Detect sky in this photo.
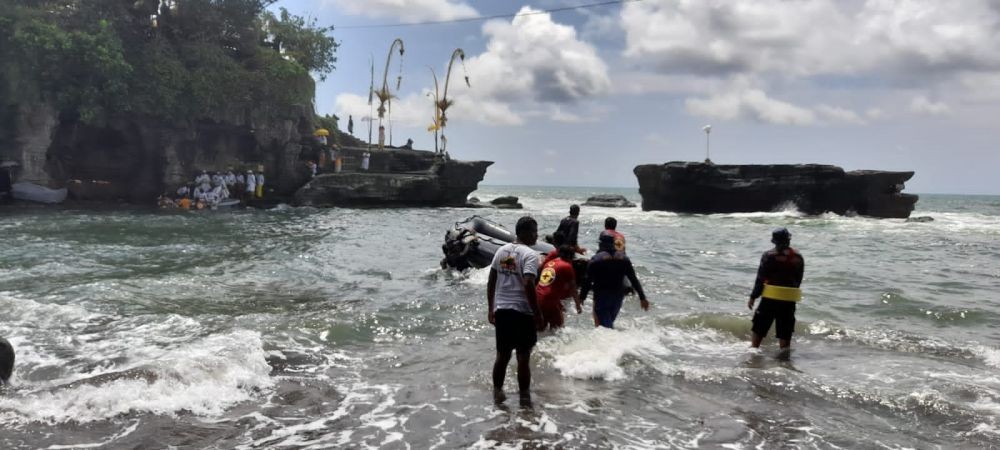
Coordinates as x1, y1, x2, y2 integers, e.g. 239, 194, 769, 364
276, 0, 1000, 194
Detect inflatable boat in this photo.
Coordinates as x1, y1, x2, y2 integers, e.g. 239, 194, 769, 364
441, 216, 591, 288
441, 216, 555, 270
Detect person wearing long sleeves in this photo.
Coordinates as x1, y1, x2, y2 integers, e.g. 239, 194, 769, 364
748, 227, 805, 350
580, 231, 650, 328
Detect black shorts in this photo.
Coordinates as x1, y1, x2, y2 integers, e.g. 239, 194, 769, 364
495, 309, 537, 354
752, 298, 796, 341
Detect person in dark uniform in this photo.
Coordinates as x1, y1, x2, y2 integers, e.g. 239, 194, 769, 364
748, 227, 805, 349
0, 166, 12, 203
580, 231, 650, 328
0, 337, 14, 385
554, 205, 584, 254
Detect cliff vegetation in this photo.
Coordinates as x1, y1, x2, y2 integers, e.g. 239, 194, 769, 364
0, 0, 338, 124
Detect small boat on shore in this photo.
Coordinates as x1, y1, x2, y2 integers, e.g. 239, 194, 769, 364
11, 182, 68, 204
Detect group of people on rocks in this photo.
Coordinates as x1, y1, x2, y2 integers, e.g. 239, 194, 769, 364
487, 204, 804, 406
159, 169, 265, 209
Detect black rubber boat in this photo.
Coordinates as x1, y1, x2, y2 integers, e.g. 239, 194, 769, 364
440, 216, 591, 290
441, 216, 555, 270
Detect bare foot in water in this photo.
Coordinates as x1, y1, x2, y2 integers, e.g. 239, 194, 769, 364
493, 388, 507, 404
518, 391, 533, 409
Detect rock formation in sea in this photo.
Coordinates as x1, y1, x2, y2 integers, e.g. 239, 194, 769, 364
634, 162, 918, 218
583, 194, 636, 208
489, 196, 524, 209
293, 148, 491, 207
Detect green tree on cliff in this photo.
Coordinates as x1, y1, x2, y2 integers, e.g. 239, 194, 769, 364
0, 0, 338, 124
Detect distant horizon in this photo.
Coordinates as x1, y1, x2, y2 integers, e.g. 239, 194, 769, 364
477, 183, 1000, 197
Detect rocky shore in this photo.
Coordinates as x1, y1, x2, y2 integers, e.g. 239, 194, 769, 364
1, 102, 492, 208
634, 162, 918, 218
293, 150, 491, 207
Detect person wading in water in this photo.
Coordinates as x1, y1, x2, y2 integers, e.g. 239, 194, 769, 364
748, 227, 805, 352
536, 244, 582, 331
0, 337, 14, 386
580, 231, 650, 328
555, 205, 586, 254
487, 216, 543, 406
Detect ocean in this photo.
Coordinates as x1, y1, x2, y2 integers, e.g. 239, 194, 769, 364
1, 186, 999, 449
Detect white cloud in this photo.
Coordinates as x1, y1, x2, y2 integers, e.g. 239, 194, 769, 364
621, 0, 1000, 78
644, 132, 670, 147
544, 167, 556, 174
685, 88, 817, 125
331, 0, 477, 23
334, 93, 431, 128
866, 107, 887, 120
619, 0, 1000, 120
449, 6, 611, 125
816, 105, 866, 125
621, 0, 856, 77
550, 106, 598, 124
909, 96, 952, 116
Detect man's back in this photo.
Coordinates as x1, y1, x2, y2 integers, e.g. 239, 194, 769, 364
605, 229, 626, 253
555, 216, 579, 246
537, 257, 576, 301
587, 250, 631, 292
491, 243, 540, 314
751, 247, 804, 302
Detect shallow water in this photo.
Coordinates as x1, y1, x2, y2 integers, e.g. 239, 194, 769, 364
1, 189, 999, 448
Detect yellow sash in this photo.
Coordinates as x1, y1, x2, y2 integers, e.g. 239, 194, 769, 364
762, 284, 802, 302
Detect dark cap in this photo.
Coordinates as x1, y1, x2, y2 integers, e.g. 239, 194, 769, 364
771, 227, 792, 244
598, 230, 616, 250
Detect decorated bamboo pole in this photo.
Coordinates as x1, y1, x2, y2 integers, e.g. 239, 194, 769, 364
437, 48, 469, 155
428, 67, 442, 154
374, 39, 404, 151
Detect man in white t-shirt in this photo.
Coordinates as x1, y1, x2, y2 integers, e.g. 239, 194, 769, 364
487, 216, 542, 406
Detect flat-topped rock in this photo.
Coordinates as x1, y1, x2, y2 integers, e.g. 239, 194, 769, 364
490, 196, 523, 209
293, 159, 492, 207
583, 194, 636, 208
634, 162, 918, 218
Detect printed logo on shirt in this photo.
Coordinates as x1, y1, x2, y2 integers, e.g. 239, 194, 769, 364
499, 254, 517, 272
539, 266, 556, 287
614, 237, 625, 252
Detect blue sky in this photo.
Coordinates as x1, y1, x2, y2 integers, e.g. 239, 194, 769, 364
277, 0, 1000, 194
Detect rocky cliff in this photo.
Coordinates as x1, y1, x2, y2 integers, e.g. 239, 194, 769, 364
0, 98, 316, 203
634, 162, 918, 218
293, 147, 492, 207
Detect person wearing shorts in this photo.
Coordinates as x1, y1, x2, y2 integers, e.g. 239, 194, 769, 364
748, 227, 805, 349
487, 216, 542, 405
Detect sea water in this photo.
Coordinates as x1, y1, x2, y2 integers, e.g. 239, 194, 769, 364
1, 187, 999, 448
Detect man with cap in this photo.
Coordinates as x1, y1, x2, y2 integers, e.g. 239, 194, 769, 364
748, 227, 805, 350
580, 231, 650, 328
